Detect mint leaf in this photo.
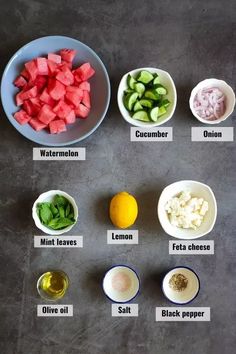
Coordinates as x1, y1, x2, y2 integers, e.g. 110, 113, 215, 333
54, 195, 68, 207
47, 217, 75, 230
38, 203, 53, 225
65, 203, 71, 217
59, 206, 65, 218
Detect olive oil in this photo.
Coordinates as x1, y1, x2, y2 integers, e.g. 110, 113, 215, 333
37, 271, 69, 300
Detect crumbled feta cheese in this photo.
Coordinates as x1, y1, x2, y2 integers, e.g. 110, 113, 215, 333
165, 191, 209, 230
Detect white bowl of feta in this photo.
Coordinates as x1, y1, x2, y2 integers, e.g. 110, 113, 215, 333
157, 180, 217, 239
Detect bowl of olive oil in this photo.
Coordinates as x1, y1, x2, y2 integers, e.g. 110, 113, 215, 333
37, 270, 69, 301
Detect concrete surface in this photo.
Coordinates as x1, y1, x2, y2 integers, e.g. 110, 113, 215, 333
0, 0, 236, 353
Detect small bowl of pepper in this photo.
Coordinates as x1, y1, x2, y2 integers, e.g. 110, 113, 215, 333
162, 266, 200, 305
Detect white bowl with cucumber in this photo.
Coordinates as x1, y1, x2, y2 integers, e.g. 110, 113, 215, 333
117, 68, 177, 127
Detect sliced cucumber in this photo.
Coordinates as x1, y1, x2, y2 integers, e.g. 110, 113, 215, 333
134, 82, 145, 98
132, 110, 150, 122
133, 101, 143, 112
158, 106, 167, 116
139, 98, 153, 108
149, 107, 159, 122
136, 70, 154, 84
154, 84, 168, 95
160, 99, 170, 108
124, 88, 134, 95
127, 74, 137, 89
153, 75, 160, 85
144, 89, 160, 101
125, 92, 139, 111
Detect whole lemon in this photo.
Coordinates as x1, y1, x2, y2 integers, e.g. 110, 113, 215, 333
109, 191, 138, 229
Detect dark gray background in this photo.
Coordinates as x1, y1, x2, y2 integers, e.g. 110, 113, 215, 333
0, 0, 236, 353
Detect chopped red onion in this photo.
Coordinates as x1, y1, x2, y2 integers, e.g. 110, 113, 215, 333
193, 86, 226, 120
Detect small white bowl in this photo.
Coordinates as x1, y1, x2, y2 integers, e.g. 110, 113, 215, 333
189, 78, 235, 124
32, 190, 78, 235
157, 180, 217, 239
117, 67, 177, 127
103, 265, 140, 303
162, 267, 200, 305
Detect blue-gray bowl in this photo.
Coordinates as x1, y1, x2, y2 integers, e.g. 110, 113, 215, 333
1, 36, 111, 146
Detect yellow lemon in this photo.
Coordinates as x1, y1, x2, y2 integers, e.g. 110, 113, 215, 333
109, 191, 138, 229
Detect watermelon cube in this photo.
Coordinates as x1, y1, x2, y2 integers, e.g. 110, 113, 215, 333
53, 100, 72, 119
33, 76, 47, 92
75, 103, 90, 118
64, 109, 76, 124
61, 61, 72, 70
60, 49, 77, 63
36, 58, 49, 75
23, 100, 39, 116
47, 60, 58, 76
25, 60, 38, 81
56, 65, 74, 86
49, 119, 67, 134
20, 68, 30, 81
48, 53, 61, 64
40, 88, 55, 107
16, 92, 24, 106
48, 79, 66, 100
38, 104, 56, 124
75, 63, 95, 81
20, 86, 38, 101
14, 76, 27, 88
14, 110, 31, 125
29, 118, 47, 131
82, 91, 91, 108
78, 81, 90, 92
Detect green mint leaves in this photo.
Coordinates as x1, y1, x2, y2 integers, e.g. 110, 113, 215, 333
37, 195, 76, 230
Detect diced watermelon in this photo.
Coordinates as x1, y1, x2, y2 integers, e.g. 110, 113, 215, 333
65, 90, 83, 107
14, 110, 31, 125
75, 103, 90, 118
20, 86, 38, 101
82, 91, 91, 108
14, 76, 27, 88
64, 109, 76, 124
78, 81, 90, 92
74, 72, 83, 83
53, 100, 72, 119
23, 100, 39, 116
56, 65, 74, 86
29, 118, 47, 131
61, 61, 72, 70
20, 68, 30, 81
48, 53, 61, 64
40, 88, 55, 107
49, 119, 67, 134
16, 92, 24, 106
48, 79, 66, 100
32, 76, 47, 92
75, 63, 95, 81
36, 57, 49, 75
38, 104, 56, 124
47, 60, 58, 76
25, 60, 38, 81
60, 49, 77, 63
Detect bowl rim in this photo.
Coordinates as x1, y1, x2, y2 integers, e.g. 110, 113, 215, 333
117, 67, 177, 128
157, 180, 217, 239
32, 189, 78, 235
102, 264, 140, 303
162, 266, 200, 305
1, 35, 111, 146
189, 78, 236, 125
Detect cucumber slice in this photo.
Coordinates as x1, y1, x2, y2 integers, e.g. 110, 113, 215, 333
153, 75, 160, 85
127, 74, 137, 90
144, 89, 160, 101
160, 99, 170, 108
139, 98, 153, 108
124, 92, 139, 111
158, 106, 167, 116
154, 84, 168, 95
134, 82, 145, 98
149, 107, 159, 122
124, 88, 134, 95
133, 101, 143, 112
132, 110, 150, 122
136, 70, 154, 84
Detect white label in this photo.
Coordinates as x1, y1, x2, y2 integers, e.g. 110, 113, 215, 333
34, 235, 83, 248
107, 230, 138, 244
37, 305, 73, 317
130, 127, 173, 142
112, 304, 139, 317
156, 307, 210, 321
169, 240, 214, 255
191, 127, 234, 142
33, 147, 86, 160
